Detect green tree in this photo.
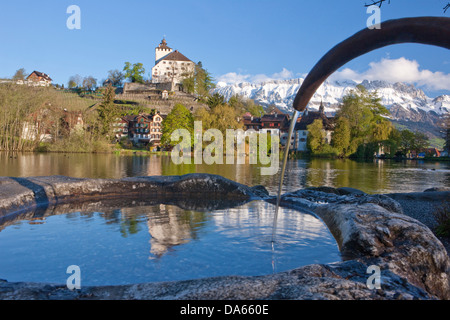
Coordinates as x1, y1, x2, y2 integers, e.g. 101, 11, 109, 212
335, 85, 391, 156
307, 119, 326, 154
228, 94, 265, 117
331, 117, 351, 157
207, 93, 225, 109
398, 129, 428, 155
182, 62, 215, 98
123, 62, 146, 84
161, 104, 194, 149
413, 131, 429, 151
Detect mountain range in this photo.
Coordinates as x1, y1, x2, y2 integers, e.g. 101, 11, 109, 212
212, 78, 449, 148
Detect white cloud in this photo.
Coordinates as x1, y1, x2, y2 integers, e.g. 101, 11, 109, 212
216, 72, 250, 85
217, 68, 294, 85
330, 58, 450, 91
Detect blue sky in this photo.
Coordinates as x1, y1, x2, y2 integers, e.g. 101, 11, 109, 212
0, 0, 449, 95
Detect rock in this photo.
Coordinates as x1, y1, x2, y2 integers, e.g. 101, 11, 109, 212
312, 202, 450, 299
305, 186, 341, 195
0, 176, 449, 300
249, 185, 270, 198
0, 174, 264, 219
337, 187, 366, 195
424, 187, 450, 192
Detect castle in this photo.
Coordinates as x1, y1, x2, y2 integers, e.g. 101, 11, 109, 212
123, 38, 195, 94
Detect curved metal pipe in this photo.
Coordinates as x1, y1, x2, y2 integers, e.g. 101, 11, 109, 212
293, 17, 450, 111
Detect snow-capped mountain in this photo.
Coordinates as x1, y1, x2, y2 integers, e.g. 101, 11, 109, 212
213, 78, 450, 119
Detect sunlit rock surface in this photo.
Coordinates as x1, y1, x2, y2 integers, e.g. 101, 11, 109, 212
0, 174, 449, 300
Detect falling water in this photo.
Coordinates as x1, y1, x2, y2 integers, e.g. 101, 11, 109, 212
272, 110, 301, 244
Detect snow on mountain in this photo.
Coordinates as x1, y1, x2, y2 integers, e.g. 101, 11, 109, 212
213, 78, 450, 119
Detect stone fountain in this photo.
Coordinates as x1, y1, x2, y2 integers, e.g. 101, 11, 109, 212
0, 17, 449, 300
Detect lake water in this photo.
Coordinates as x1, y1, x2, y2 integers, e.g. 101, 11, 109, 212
0, 152, 449, 194
0, 152, 449, 285
0, 200, 340, 286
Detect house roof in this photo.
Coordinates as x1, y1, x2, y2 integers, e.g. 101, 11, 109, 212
27, 71, 52, 81
243, 116, 261, 126
261, 113, 289, 122
161, 50, 192, 62
295, 110, 334, 131
122, 113, 162, 123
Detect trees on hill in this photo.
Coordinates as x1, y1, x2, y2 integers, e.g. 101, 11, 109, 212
123, 62, 145, 84
181, 61, 215, 99
97, 83, 119, 136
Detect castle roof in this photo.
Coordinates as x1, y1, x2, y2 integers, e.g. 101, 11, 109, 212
157, 38, 171, 50
161, 50, 192, 62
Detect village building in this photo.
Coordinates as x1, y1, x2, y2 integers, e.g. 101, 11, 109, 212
61, 110, 84, 135
114, 113, 164, 147
25, 71, 52, 87
242, 112, 262, 131
294, 103, 334, 152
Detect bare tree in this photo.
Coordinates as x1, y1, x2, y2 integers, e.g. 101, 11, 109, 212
364, 0, 449, 12
364, 0, 390, 8
12, 68, 27, 81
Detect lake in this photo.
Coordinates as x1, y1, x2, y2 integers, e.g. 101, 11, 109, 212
0, 152, 449, 194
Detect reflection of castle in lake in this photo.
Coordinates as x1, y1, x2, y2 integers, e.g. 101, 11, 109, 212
146, 204, 192, 258
118, 204, 195, 258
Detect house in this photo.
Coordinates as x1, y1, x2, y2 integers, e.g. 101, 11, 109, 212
26, 71, 52, 87
21, 109, 54, 142
151, 39, 195, 88
408, 148, 441, 158
242, 112, 262, 131
115, 113, 164, 146
260, 113, 290, 137
61, 110, 84, 135
113, 116, 131, 140
294, 104, 334, 152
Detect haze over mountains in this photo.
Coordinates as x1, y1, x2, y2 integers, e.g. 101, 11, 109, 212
213, 78, 449, 148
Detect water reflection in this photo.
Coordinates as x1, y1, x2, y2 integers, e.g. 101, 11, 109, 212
0, 199, 340, 285
0, 152, 449, 194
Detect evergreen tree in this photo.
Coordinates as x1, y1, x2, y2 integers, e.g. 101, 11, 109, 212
97, 83, 118, 137
207, 93, 225, 109
182, 62, 215, 98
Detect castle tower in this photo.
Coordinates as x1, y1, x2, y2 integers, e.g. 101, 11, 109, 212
155, 38, 173, 64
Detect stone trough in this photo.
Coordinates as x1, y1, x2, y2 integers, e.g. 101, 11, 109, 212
0, 174, 449, 300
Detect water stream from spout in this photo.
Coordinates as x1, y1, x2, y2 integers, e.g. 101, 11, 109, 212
271, 110, 301, 245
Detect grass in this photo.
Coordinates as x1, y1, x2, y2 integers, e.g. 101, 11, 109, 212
433, 200, 450, 237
